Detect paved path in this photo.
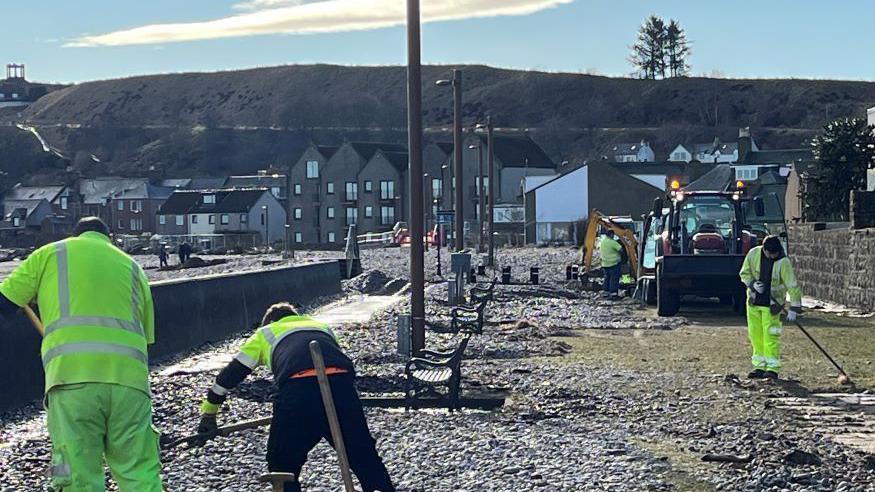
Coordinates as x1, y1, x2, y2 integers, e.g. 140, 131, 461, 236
314, 294, 404, 326
774, 392, 875, 453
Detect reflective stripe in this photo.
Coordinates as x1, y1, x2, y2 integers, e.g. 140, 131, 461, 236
42, 342, 147, 368
765, 356, 781, 368
768, 325, 783, 335
55, 242, 70, 317
51, 463, 71, 478
45, 316, 143, 336
130, 260, 141, 328
272, 327, 333, 350
261, 326, 276, 346
211, 383, 230, 396
235, 352, 258, 369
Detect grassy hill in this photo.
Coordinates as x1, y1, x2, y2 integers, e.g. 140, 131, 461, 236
6, 64, 875, 182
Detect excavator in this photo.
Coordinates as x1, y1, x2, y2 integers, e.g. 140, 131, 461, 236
579, 209, 641, 289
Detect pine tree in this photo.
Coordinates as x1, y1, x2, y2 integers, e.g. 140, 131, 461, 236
665, 19, 691, 77
805, 118, 875, 221
628, 15, 667, 79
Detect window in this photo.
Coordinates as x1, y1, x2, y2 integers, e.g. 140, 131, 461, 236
294, 208, 302, 220
380, 180, 395, 200
672, 152, 686, 161
294, 184, 302, 195
12, 217, 20, 227
60, 196, 68, 210
327, 207, 335, 219
159, 215, 166, 225
327, 232, 336, 242
11, 93, 18, 99
364, 180, 373, 192
221, 214, 230, 225
130, 200, 142, 213
175, 215, 184, 226
203, 194, 216, 204
306, 160, 319, 179
130, 218, 142, 231
240, 214, 247, 223
475, 177, 490, 196
345, 182, 358, 201
191, 215, 199, 224
432, 178, 442, 199
209, 215, 216, 225
271, 186, 282, 198
380, 206, 395, 225
295, 232, 303, 243
365, 206, 373, 218
735, 167, 759, 181
345, 207, 358, 226
327, 182, 335, 194
117, 220, 125, 230
117, 200, 124, 211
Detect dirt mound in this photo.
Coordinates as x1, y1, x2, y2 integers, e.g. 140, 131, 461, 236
345, 270, 390, 294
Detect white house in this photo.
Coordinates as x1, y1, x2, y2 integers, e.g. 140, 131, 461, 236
668, 145, 693, 162
669, 138, 759, 163
612, 141, 655, 163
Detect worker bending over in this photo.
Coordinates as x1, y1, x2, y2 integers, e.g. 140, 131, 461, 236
196, 302, 394, 492
739, 235, 802, 380
599, 229, 623, 299
0, 217, 163, 491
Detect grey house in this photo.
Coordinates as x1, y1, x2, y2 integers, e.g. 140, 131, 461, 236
358, 150, 408, 235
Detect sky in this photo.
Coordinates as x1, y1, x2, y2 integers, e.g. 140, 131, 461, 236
4, 0, 874, 84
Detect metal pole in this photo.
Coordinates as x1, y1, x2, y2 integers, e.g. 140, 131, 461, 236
452, 69, 463, 251
407, 0, 426, 355
478, 143, 485, 253
487, 116, 495, 266
424, 174, 429, 252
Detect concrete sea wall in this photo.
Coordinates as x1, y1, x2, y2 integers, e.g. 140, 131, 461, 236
0, 261, 341, 413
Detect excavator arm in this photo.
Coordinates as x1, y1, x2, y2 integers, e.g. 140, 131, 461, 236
580, 209, 640, 279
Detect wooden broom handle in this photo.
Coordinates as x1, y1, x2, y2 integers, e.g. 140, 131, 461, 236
23, 305, 45, 337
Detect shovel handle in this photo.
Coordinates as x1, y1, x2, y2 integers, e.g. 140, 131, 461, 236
23, 305, 44, 337
309, 341, 355, 492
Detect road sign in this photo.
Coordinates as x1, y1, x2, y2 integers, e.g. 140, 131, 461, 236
437, 210, 454, 225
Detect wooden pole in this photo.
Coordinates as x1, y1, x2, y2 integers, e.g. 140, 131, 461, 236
309, 341, 355, 492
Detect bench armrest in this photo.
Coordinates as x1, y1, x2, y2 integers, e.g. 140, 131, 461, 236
419, 348, 456, 358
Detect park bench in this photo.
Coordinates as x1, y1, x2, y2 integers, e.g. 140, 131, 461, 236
448, 279, 495, 334
404, 334, 470, 410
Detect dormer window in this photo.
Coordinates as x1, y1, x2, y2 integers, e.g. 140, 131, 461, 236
203, 194, 216, 204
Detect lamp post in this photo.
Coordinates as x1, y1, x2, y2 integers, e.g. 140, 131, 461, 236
423, 173, 429, 252
435, 69, 463, 251
262, 205, 269, 251
475, 117, 496, 266
468, 141, 486, 253
407, 0, 426, 355
434, 198, 443, 277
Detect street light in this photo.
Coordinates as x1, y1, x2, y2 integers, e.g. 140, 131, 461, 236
423, 173, 429, 252
435, 69, 463, 251
434, 197, 443, 278
407, 0, 426, 354
262, 205, 269, 251
468, 141, 486, 253
475, 117, 495, 266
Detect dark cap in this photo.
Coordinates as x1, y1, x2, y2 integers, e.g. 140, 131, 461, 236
762, 235, 783, 254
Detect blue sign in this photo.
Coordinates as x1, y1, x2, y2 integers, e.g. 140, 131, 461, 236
437, 211, 454, 225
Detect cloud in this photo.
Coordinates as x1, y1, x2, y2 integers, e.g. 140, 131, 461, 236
65, 0, 572, 47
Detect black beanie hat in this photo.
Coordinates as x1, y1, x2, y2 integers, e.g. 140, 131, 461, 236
763, 235, 783, 254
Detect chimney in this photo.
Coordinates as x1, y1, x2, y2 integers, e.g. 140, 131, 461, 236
738, 127, 753, 163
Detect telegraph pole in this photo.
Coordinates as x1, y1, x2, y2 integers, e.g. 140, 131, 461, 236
452, 69, 463, 250
487, 116, 495, 266
406, 0, 425, 355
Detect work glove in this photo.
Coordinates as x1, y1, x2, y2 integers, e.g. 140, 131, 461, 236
786, 310, 798, 323
752, 281, 765, 294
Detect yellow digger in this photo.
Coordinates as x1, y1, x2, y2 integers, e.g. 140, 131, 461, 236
579, 209, 641, 290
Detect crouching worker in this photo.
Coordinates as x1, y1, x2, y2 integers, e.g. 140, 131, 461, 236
196, 302, 395, 492
739, 235, 802, 380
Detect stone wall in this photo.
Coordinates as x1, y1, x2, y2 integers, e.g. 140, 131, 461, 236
788, 223, 875, 311
0, 261, 341, 413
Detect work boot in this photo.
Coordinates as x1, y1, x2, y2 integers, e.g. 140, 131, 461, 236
747, 369, 766, 379
763, 370, 779, 380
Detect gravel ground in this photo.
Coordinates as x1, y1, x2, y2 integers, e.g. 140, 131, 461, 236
1, 247, 873, 491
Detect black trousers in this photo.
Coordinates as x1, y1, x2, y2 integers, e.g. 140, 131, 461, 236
267, 374, 395, 492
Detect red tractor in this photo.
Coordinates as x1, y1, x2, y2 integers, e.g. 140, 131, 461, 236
636, 182, 767, 316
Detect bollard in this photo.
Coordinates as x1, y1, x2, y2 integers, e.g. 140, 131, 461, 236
530, 267, 539, 285
397, 315, 411, 357
468, 268, 477, 283
566, 265, 572, 281
477, 265, 486, 276
447, 279, 458, 306
571, 264, 579, 280
501, 266, 511, 285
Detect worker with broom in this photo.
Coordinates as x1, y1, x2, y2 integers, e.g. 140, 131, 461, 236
0, 217, 163, 491
739, 235, 802, 380
195, 302, 395, 492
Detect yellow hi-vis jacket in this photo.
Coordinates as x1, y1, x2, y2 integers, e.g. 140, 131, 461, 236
599, 235, 623, 268
0, 231, 154, 395
739, 245, 802, 311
